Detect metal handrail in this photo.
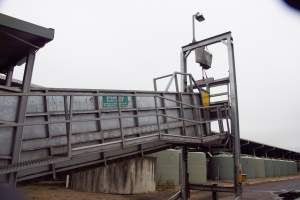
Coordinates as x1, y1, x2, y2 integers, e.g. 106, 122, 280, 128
0, 108, 229, 130
153, 72, 201, 93
155, 94, 227, 110
0, 92, 187, 97
0, 92, 229, 129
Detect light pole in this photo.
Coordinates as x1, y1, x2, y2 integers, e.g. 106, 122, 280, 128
192, 12, 205, 42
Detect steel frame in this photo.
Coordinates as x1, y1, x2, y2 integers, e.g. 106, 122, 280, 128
180, 32, 241, 199
9, 51, 36, 185
0, 14, 240, 200
0, 33, 237, 200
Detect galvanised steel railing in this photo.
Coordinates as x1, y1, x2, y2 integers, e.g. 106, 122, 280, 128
0, 88, 229, 183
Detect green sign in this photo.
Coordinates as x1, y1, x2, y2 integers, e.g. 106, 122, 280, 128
102, 96, 129, 108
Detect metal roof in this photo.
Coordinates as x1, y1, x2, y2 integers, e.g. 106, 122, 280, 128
0, 13, 54, 73
0, 74, 43, 88
240, 138, 300, 160
206, 135, 300, 160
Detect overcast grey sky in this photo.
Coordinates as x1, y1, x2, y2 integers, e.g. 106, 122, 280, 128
1, 0, 300, 152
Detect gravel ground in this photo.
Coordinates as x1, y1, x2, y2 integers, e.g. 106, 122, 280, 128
20, 176, 300, 200
20, 183, 231, 200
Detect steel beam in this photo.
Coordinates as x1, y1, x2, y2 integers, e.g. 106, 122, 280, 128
0, 13, 54, 41
5, 67, 14, 87
9, 51, 36, 185
226, 37, 242, 197
180, 31, 241, 198
182, 32, 231, 52
22, 52, 36, 92
189, 184, 234, 193
16, 144, 172, 183
180, 51, 188, 92
180, 146, 189, 200
43, 89, 56, 179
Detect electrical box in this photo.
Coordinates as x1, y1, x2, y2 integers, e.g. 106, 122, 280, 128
195, 47, 212, 69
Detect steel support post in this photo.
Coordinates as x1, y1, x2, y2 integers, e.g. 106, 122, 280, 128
226, 37, 241, 197
64, 95, 73, 158
117, 96, 125, 148
181, 32, 241, 197
212, 191, 218, 200
5, 67, 14, 87
44, 89, 56, 179
22, 52, 36, 92
132, 92, 144, 156
9, 51, 36, 185
95, 92, 106, 163
154, 95, 162, 139
160, 93, 169, 136
180, 51, 188, 92
180, 146, 189, 200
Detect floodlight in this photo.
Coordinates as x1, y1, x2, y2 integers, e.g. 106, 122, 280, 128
195, 13, 205, 22
192, 12, 205, 42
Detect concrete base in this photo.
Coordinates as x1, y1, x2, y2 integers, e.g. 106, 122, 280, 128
71, 157, 156, 194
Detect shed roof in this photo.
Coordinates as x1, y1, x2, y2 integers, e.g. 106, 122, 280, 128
0, 13, 54, 72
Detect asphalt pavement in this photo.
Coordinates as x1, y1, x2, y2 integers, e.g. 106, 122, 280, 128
241, 178, 300, 199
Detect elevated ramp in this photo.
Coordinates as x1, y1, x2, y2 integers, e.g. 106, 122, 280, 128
0, 88, 229, 183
